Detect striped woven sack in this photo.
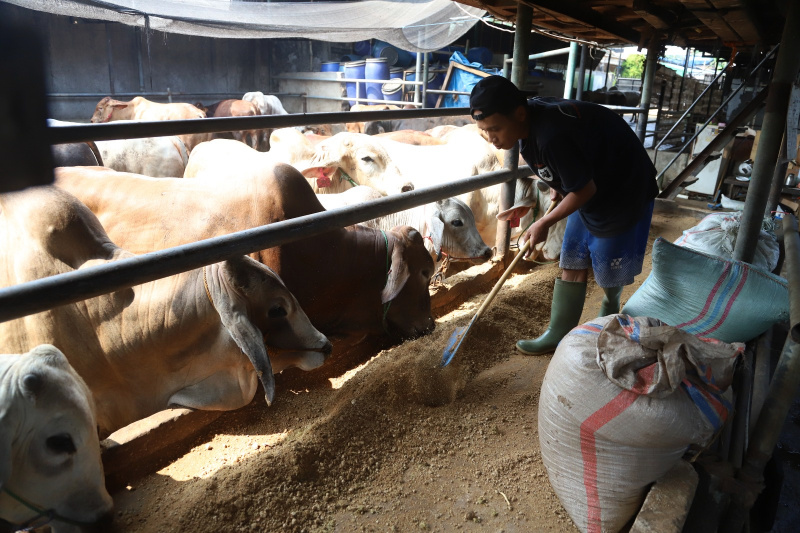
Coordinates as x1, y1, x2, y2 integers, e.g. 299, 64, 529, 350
539, 315, 743, 533
621, 237, 788, 343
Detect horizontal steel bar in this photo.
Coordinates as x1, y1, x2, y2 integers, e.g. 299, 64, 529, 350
47, 92, 268, 99
0, 166, 532, 323
47, 107, 470, 144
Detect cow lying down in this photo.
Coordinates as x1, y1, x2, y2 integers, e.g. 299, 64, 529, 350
0, 344, 113, 531
0, 187, 331, 436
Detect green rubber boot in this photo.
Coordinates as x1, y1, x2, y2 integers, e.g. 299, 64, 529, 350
598, 286, 624, 317
516, 279, 587, 356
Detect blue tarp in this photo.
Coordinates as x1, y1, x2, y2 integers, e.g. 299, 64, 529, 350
441, 52, 500, 108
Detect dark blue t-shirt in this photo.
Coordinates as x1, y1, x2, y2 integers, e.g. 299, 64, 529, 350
519, 97, 658, 237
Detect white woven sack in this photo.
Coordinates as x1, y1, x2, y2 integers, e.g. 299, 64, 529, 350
539, 315, 743, 533
674, 212, 779, 272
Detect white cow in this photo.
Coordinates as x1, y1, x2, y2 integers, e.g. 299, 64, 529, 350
48, 119, 189, 178
243, 92, 289, 116
0, 186, 331, 435
0, 344, 113, 531
187, 137, 414, 195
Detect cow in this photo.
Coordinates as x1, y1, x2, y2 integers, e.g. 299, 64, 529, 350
242, 92, 290, 151
0, 186, 332, 435
375, 130, 445, 146
53, 166, 436, 347
362, 115, 473, 136
50, 142, 102, 167
346, 104, 402, 134
317, 187, 491, 269
48, 119, 188, 178
188, 136, 414, 196
197, 99, 262, 151
0, 344, 113, 532
89, 96, 209, 152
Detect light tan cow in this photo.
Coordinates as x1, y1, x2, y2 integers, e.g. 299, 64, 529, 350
54, 166, 435, 346
0, 344, 113, 531
0, 186, 331, 435
89, 96, 209, 152
346, 104, 401, 133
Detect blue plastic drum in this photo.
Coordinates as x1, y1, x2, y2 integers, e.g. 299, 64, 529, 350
389, 67, 404, 79
381, 81, 403, 102
321, 61, 340, 72
365, 57, 390, 102
344, 60, 366, 106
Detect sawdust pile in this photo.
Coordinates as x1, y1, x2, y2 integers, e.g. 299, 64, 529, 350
112, 211, 697, 533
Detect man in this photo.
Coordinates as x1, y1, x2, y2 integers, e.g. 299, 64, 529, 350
470, 75, 658, 355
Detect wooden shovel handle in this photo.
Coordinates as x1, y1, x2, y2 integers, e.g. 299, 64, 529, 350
474, 199, 559, 320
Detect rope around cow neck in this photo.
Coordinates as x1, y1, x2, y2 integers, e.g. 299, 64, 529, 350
0, 486, 89, 530
339, 169, 359, 188
380, 230, 392, 335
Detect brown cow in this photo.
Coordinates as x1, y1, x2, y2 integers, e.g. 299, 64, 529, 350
54, 166, 436, 348
90, 96, 209, 152
196, 99, 262, 151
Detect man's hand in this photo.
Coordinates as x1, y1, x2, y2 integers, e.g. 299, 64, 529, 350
550, 188, 562, 202
522, 218, 551, 258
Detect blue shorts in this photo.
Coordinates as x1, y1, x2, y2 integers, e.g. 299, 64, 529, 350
559, 201, 654, 288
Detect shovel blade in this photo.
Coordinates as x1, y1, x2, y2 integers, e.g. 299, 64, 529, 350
440, 325, 469, 368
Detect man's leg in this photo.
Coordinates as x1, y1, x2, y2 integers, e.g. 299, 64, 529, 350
516, 214, 589, 356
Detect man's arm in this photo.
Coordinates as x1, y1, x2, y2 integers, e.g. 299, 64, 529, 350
522, 179, 596, 257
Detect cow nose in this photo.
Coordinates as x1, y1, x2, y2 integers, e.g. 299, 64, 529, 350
482, 247, 492, 260
321, 341, 333, 355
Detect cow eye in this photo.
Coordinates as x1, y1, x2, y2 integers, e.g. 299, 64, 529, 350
268, 305, 287, 319
422, 269, 431, 279
361, 156, 374, 163
450, 219, 463, 227
46, 434, 76, 455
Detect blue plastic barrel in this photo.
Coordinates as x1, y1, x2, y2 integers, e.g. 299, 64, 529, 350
381, 81, 403, 102
340, 54, 365, 63
426, 71, 446, 108
354, 40, 372, 57
320, 61, 340, 72
365, 58, 390, 102
466, 47, 493, 66
389, 67, 404, 79
344, 60, 366, 106
372, 41, 415, 69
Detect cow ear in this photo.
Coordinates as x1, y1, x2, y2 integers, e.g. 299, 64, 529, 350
381, 236, 411, 304
209, 262, 276, 406
111, 101, 129, 109
427, 216, 444, 256
496, 204, 532, 221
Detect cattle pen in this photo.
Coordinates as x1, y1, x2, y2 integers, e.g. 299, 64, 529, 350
3, 0, 800, 530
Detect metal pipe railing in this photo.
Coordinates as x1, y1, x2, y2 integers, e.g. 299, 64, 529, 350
0, 166, 533, 323
654, 45, 779, 184
46, 107, 470, 144
651, 51, 740, 160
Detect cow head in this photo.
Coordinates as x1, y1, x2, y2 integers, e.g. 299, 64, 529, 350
428, 198, 492, 264
90, 96, 129, 123
208, 257, 332, 404
382, 226, 435, 340
299, 133, 414, 194
0, 345, 113, 531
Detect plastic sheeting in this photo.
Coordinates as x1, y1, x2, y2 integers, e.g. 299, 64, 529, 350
6, 0, 485, 52
621, 237, 789, 343
539, 314, 742, 533
441, 52, 499, 108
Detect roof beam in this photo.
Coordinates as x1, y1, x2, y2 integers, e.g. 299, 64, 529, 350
523, 0, 642, 43
632, 0, 679, 30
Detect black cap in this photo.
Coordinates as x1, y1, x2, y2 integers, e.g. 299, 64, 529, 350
470, 75, 526, 121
